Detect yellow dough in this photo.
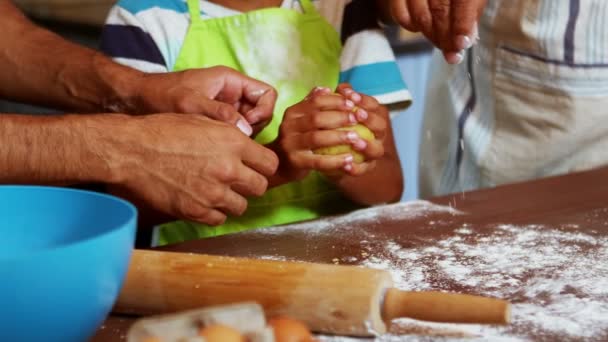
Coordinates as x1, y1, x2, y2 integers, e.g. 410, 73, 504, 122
314, 124, 375, 163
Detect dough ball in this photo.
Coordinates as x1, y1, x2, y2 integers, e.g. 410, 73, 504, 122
314, 124, 375, 163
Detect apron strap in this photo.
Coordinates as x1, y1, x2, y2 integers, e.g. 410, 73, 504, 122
299, 0, 316, 14
187, 0, 202, 23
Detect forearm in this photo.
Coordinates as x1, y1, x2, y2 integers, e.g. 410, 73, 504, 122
332, 138, 403, 205
0, 1, 142, 113
0, 114, 126, 185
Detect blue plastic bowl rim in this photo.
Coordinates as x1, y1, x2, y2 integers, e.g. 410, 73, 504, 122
0, 185, 138, 259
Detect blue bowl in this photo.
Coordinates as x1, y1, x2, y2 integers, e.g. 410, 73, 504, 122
0, 186, 137, 341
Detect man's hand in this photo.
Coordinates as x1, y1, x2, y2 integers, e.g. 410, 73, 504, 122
0, 1, 276, 135
389, 0, 487, 64
105, 114, 279, 225
128, 66, 277, 136
0, 113, 278, 226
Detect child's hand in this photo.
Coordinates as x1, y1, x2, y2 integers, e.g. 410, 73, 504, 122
333, 83, 390, 176
277, 87, 366, 180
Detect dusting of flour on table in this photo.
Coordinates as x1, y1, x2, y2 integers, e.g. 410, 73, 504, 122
253, 201, 608, 340
260, 201, 463, 236
320, 224, 608, 341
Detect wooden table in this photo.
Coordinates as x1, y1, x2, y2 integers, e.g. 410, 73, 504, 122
93, 167, 608, 341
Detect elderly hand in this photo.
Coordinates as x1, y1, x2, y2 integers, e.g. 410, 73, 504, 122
128, 66, 277, 136
389, 0, 487, 64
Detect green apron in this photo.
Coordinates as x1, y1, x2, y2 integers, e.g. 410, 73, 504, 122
156, 0, 361, 245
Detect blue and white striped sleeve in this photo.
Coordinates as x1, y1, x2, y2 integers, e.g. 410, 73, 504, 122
101, 3, 168, 73
337, 0, 412, 113
100, 0, 190, 73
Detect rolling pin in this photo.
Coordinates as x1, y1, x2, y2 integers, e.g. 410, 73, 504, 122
115, 250, 510, 336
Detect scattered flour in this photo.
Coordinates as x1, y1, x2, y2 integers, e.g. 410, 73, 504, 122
260, 201, 462, 236
319, 224, 608, 341
256, 255, 288, 261
253, 201, 608, 340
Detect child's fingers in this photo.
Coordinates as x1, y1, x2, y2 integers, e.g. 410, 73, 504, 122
336, 83, 362, 103
290, 151, 354, 172
353, 138, 385, 160
358, 93, 381, 111
344, 160, 378, 176
358, 112, 388, 140
284, 129, 358, 150
352, 106, 369, 122
287, 111, 357, 132
336, 83, 382, 112
342, 90, 382, 115
310, 93, 356, 111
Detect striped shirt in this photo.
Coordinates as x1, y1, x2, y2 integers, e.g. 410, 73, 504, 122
100, 0, 411, 107
420, 0, 608, 198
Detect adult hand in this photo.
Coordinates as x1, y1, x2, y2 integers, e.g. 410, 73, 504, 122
389, 0, 487, 64
108, 113, 279, 225
128, 66, 277, 136
1, 1, 276, 133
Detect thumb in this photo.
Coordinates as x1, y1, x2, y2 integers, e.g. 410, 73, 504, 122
200, 98, 253, 136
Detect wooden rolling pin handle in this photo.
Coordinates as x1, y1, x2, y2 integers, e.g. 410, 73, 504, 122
382, 289, 511, 325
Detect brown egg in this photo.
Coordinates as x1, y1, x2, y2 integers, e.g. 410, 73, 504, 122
198, 324, 244, 342
142, 337, 162, 342
268, 317, 314, 342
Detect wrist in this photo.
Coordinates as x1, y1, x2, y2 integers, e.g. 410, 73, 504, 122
91, 53, 146, 114
76, 114, 136, 185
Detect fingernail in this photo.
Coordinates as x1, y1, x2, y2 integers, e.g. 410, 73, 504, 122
351, 92, 362, 102
356, 108, 368, 121
354, 139, 367, 150
456, 35, 473, 50
237, 119, 253, 136
345, 100, 355, 108
445, 52, 464, 65
250, 88, 269, 97
348, 113, 357, 124
344, 163, 353, 172
346, 131, 359, 142
344, 155, 354, 164
313, 86, 330, 94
